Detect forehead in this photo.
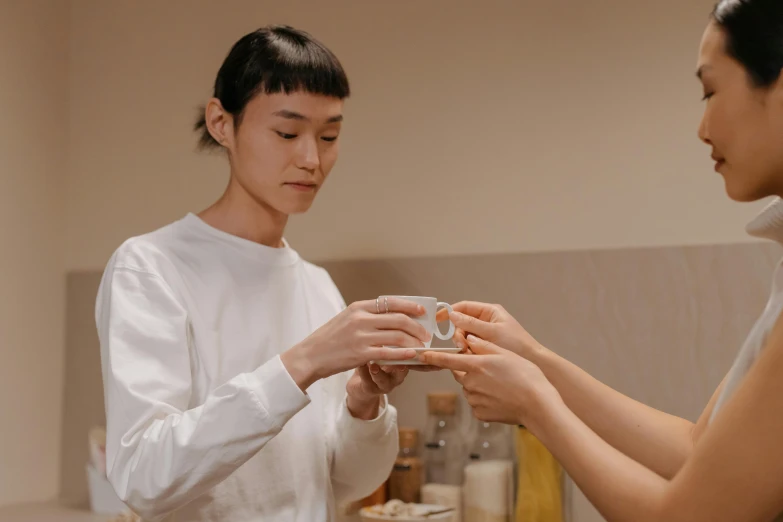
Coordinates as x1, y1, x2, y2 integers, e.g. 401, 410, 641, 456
245, 91, 344, 121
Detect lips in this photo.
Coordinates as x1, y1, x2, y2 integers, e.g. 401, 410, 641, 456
711, 153, 725, 171
284, 182, 318, 192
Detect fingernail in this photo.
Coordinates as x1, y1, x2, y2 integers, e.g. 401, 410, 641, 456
370, 364, 380, 374
418, 305, 426, 314
467, 334, 478, 343
405, 349, 417, 358
455, 340, 465, 350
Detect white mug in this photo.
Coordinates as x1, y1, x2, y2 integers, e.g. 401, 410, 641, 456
380, 295, 455, 347
376, 296, 458, 365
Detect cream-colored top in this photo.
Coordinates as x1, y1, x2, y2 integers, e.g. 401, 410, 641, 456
708, 198, 783, 520
710, 198, 783, 422
95, 214, 398, 521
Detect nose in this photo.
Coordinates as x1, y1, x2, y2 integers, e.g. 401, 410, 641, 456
698, 110, 711, 146
296, 136, 320, 172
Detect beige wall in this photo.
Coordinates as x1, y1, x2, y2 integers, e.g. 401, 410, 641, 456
1, 0, 769, 513
51, 1, 779, 519
66, 0, 765, 272
0, 0, 69, 507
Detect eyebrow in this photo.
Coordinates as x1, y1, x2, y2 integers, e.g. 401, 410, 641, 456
272, 110, 343, 124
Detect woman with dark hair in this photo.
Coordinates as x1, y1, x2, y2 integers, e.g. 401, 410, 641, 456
422, 1, 783, 520
96, 25, 429, 521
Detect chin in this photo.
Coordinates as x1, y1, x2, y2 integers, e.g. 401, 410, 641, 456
725, 186, 755, 202
724, 178, 776, 203
279, 200, 316, 215
288, 206, 313, 215
267, 190, 317, 215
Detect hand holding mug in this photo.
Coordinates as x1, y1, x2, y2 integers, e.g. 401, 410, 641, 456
437, 301, 545, 360
374, 296, 457, 365
282, 297, 431, 390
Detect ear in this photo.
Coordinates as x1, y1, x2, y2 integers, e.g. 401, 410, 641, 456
204, 98, 235, 148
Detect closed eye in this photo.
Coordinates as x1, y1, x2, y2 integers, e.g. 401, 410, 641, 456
276, 131, 297, 140
702, 92, 714, 101
321, 136, 338, 142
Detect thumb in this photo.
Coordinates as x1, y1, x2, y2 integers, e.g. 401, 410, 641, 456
466, 334, 503, 355
435, 306, 451, 323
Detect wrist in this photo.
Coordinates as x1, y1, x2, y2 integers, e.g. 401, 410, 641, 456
345, 375, 378, 403
523, 339, 549, 363
281, 341, 320, 392
524, 385, 565, 439
346, 385, 381, 420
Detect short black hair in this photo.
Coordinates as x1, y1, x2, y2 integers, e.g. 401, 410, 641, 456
712, 0, 783, 88
194, 25, 350, 150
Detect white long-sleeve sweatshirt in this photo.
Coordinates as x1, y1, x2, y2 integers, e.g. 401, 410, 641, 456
95, 213, 398, 521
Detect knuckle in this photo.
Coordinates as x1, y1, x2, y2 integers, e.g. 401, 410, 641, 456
353, 312, 372, 327
347, 310, 363, 326
384, 313, 401, 328
350, 331, 365, 346
397, 313, 413, 327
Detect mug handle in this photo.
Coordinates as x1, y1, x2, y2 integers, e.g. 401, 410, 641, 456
434, 302, 456, 340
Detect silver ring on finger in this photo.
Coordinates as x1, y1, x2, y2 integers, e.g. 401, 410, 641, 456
376, 297, 381, 314
384, 296, 389, 314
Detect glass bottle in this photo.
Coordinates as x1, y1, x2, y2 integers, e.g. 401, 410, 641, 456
423, 392, 464, 486
468, 419, 512, 462
388, 427, 424, 503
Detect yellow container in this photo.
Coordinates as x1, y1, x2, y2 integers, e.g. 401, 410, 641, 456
514, 426, 563, 522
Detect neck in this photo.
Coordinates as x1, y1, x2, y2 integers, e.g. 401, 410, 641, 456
198, 176, 288, 248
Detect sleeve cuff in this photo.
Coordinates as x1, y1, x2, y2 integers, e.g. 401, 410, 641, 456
337, 394, 397, 441
248, 355, 311, 427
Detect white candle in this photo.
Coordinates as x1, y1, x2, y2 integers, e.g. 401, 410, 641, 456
421, 483, 463, 522
463, 460, 513, 522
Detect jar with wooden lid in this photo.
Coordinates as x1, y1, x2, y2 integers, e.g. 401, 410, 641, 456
423, 392, 464, 486
388, 427, 424, 503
